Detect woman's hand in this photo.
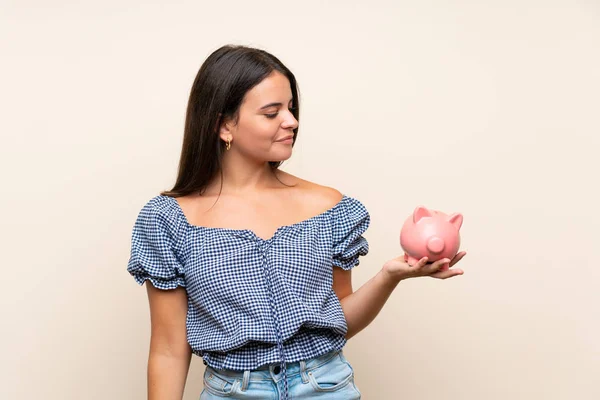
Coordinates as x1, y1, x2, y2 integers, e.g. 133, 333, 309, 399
382, 251, 466, 283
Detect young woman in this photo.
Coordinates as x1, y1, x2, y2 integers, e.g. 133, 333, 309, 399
127, 44, 466, 400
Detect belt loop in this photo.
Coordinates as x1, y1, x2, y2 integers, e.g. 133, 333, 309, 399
300, 360, 309, 384
241, 370, 250, 391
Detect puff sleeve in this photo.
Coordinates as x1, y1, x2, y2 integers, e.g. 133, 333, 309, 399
126, 196, 187, 290
331, 196, 370, 270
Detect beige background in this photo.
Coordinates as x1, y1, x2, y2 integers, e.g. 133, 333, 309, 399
1, 1, 599, 399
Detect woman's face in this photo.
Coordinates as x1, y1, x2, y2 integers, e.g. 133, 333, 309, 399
220, 71, 299, 163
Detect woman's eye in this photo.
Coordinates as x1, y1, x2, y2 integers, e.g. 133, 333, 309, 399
265, 107, 296, 119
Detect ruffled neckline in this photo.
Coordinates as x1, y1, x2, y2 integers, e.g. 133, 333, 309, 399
162, 194, 348, 242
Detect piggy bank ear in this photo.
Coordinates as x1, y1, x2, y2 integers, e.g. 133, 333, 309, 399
447, 213, 463, 229
413, 206, 432, 223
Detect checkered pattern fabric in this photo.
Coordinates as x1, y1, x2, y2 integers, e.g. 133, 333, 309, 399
127, 194, 369, 399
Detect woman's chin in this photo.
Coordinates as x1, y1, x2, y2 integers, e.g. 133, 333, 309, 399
268, 150, 293, 162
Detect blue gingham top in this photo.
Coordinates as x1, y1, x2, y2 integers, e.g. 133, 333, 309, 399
126, 193, 370, 381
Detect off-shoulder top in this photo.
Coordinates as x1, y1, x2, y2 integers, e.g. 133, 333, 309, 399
126, 193, 370, 395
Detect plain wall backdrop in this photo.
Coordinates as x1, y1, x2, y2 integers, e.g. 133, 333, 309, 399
1, 1, 599, 399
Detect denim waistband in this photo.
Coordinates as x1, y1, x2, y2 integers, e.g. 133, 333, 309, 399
205, 349, 342, 383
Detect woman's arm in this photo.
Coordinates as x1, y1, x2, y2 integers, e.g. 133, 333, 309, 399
145, 283, 191, 400
334, 266, 399, 340
335, 252, 465, 340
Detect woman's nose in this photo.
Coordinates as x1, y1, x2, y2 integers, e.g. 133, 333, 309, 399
282, 112, 298, 129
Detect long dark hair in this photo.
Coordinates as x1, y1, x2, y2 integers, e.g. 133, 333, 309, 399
161, 44, 300, 198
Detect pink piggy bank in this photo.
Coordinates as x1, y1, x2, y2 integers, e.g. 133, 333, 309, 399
400, 206, 463, 271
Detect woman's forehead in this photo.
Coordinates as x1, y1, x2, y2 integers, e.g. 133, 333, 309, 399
244, 73, 293, 107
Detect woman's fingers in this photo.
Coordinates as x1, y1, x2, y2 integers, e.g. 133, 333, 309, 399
415, 257, 429, 268
428, 258, 451, 273
406, 257, 428, 268
404, 254, 465, 278
449, 251, 467, 267
431, 267, 464, 279
405, 257, 429, 277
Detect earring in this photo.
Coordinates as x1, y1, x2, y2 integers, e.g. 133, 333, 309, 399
226, 138, 231, 150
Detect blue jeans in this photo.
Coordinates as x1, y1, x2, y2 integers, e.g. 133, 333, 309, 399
200, 349, 361, 399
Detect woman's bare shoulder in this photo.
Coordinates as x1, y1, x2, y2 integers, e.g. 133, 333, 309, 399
277, 171, 343, 211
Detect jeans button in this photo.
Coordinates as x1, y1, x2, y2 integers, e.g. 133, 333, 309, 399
273, 366, 281, 374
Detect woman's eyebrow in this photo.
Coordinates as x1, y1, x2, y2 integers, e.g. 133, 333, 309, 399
258, 98, 294, 110
259, 102, 283, 110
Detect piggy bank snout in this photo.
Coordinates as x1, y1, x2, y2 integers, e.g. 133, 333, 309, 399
426, 236, 445, 254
